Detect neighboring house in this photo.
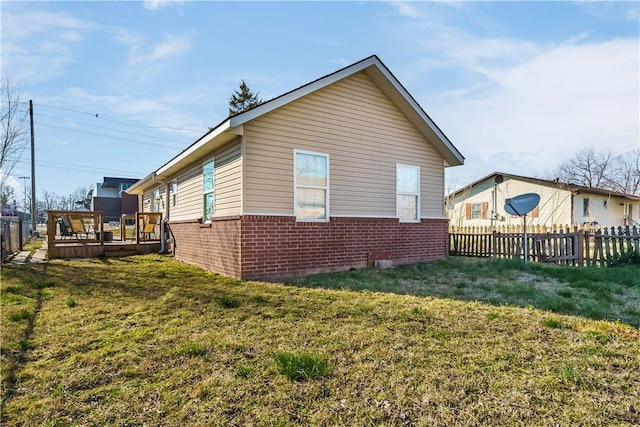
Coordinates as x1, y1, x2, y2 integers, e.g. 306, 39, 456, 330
127, 55, 464, 279
91, 177, 140, 222
447, 172, 640, 229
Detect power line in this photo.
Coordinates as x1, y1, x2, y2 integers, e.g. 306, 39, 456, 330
35, 112, 192, 144
35, 102, 204, 133
35, 121, 176, 148
35, 147, 159, 167
11, 157, 144, 177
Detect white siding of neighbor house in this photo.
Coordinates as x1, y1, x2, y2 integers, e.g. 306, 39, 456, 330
573, 193, 639, 227
144, 139, 242, 221
448, 178, 573, 228
243, 71, 447, 218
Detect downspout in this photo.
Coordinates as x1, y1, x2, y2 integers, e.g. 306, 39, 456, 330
151, 172, 169, 254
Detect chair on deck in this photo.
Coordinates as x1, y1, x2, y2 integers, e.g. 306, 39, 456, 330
142, 221, 156, 240
141, 213, 162, 240
58, 218, 73, 238
66, 215, 88, 239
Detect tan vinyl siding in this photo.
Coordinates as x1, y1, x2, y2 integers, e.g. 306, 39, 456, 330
168, 139, 242, 221
170, 164, 201, 220
244, 71, 446, 218
213, 141, 242, 216
142, 185, 167, 213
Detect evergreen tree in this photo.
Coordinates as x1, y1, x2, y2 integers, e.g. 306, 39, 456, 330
228, 80, 263, 115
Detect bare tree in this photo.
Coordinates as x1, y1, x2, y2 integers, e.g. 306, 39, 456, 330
39, 189, 61, 211
0, 77, 29, 186
553, 148, 640, 195
0, 183, 15, 209
615, 149, 640, 195
70, 185, 92, 210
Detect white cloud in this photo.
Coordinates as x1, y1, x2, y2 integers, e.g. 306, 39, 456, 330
438, 38, 639, 186
142, 0, 186, 11
127, 32, 195, 65
386, 0, 423, 19
1, 7, 97, 84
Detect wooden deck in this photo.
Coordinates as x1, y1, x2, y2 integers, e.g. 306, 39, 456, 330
47, 240, 161, 259
46, 210, 163, 260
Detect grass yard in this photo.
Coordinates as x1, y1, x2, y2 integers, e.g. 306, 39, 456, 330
1, 255, 639, 426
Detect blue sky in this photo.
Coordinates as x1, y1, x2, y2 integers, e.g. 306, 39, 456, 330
1, 0, 639, 201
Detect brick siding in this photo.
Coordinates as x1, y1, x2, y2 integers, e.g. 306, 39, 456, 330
241, 216, 449, 280
167, 217, 241, 278
168, 215, 449, 280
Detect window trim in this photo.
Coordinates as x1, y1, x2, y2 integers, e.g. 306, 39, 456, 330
171, 179, 178, 208
293, 149, 329, 222
202, 157, 215, 221
396, 163, 420, 223
153, 188, 161, 212
471, 203, 483, 219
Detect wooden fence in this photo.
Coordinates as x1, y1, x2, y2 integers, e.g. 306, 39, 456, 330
449, 225, 640, 267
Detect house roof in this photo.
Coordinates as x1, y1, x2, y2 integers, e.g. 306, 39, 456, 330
127, 55, 464, 195
448, 171, 640, 201
100, 177, 140, 189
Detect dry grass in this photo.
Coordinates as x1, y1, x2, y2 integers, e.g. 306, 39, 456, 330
1, 255, 639, 426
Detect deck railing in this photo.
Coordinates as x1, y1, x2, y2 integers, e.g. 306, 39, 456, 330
47, 210, 105, 244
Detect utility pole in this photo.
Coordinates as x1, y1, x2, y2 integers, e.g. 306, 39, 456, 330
29, 100, 36, 235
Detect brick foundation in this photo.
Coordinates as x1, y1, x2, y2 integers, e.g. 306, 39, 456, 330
168, 215, 449, 280
167, 216, 241, 278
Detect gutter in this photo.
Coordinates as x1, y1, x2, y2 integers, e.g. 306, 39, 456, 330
151, 172, 170, 255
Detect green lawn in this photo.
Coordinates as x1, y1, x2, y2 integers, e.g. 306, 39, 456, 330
1, 255, 639, 426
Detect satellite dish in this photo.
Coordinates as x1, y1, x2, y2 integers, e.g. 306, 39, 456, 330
504, 193, 540, 217
494, 174, 504, 185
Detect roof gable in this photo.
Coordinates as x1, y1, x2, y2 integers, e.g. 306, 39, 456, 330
128, 55, 464, 194
449, 172, 640, 201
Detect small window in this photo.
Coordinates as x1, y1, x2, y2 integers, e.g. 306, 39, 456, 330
171, 179, 178, 208
294, 150, 328, 220
396, 164, 420, 222
203, 159, 215, 220
154, 188, 161, 212
471, 203, 482, 219
583, 198, 590, 217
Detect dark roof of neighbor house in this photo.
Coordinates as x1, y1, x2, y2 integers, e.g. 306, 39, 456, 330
448, 171, 640, 201
127, 55, 465, 195
101, 177, 140, 188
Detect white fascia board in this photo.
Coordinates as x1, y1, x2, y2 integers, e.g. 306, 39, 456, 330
156, 119, 232, 178
126, 173, 154, 195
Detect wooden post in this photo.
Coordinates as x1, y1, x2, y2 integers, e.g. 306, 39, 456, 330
18, 219, 23, 250
576, 225, 584, 266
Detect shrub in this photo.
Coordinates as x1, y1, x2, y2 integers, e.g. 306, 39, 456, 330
608, 249, 640, 267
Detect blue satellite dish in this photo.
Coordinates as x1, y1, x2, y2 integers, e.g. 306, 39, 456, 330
504, 193, 540, 216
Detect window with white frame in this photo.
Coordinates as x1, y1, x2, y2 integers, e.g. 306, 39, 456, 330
471, 203, 483, 219
153, 188, 161, 212
202, 159, 215, 220
294, 150, 328, 220
171, 179, 178, 208
396, 164, 420, 222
